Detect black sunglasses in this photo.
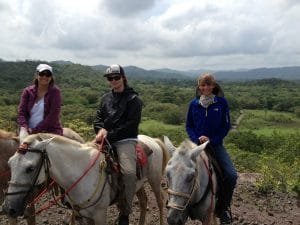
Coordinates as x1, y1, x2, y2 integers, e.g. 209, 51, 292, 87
107, 75, 122, 81
39, 71, 52, 77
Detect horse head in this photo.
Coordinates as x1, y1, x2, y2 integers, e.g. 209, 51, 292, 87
164, 136, 209, 225
3, 134, 54, 218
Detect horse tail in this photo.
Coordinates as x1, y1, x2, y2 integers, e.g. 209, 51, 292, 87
154, 138, 170, 173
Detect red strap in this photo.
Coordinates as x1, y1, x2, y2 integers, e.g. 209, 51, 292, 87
0, 170, 10, 177
136, 145, 147, 166
31, 139, 105, 215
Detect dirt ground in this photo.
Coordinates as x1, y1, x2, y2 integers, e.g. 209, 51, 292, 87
1, 173, 299, 225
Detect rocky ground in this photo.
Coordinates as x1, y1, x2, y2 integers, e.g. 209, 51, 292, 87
1, 173, 299, 225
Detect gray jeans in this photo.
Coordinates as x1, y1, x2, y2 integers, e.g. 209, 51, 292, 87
114, 140, 137, 215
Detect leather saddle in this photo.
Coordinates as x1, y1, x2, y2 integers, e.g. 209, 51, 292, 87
103, 141, 153, 178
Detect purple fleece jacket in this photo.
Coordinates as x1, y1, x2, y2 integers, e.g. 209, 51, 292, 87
18, 84, 63, 135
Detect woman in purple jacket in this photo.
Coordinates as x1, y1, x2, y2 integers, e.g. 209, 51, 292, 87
18, 63, 63, 135
186, 73, 237, 224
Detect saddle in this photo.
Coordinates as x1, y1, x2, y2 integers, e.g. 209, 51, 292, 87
103, 141, 153, 176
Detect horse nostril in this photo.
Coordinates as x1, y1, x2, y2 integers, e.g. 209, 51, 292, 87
167, 214, 184, 225
8, 208, 17, 217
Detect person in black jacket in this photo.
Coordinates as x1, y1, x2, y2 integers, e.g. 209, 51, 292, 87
94, 64, 142, 225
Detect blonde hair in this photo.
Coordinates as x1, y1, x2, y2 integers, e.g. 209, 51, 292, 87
197, 73, 216, 86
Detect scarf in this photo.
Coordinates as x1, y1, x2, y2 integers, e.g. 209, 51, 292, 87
199, 94, 215, 108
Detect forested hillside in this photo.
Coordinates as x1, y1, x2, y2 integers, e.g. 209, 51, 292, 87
0, 60, 299, 194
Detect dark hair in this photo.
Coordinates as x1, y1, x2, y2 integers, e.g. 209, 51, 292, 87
122, 75, 128, 87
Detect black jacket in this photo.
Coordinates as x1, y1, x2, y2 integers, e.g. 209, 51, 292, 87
93, 87, 142, 143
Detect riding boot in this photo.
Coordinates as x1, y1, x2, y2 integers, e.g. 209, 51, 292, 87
117, 214, 129, 225
220, 210, 232, 225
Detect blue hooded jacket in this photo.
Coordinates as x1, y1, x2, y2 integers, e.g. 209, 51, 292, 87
186, 96, 231, 146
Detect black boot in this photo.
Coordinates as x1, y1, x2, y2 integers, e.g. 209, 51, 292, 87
220, 210, 232, 224
117, 215, 129, 225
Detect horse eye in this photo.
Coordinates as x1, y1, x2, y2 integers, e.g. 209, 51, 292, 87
26, 166, 35, 173
166, 171, 170, 178
185, 173, 194, 182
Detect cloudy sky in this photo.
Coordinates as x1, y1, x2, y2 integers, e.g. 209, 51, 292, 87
0, 0, 299, 70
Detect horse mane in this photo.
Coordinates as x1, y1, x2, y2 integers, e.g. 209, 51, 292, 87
22, 133, 82, 147
177, 139, 197, 154
0, 129, 17, 140
22, 134, 43, 143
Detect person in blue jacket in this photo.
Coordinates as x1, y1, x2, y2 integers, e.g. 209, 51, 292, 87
186, 72, 237, 224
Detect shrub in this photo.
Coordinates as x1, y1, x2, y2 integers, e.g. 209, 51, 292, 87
226, 130, 264, 153
256, 155, 299, 194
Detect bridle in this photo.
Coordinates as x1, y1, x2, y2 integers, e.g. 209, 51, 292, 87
166, 153, 216, 225
4, 138, 108, 215
166, 168, 199, 211
5, 145, 50, 197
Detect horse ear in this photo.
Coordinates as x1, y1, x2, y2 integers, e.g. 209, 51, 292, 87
163, 136, 176, 157
19, 127, 29, 143
38, 134, 56, 144
190, 141, 209, 161
33, 137, 55, 150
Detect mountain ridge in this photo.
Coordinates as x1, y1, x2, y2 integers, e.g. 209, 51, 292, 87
0, 60, 299, 81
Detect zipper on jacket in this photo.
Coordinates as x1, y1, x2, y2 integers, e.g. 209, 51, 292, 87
206, 108, 208, 117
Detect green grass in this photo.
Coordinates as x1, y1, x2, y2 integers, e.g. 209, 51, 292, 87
238, 109, 300, 135
140, 119, 187, 145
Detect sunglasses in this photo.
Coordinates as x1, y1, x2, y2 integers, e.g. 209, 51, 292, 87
38, 71, 52, 77
107, 75, 122, 81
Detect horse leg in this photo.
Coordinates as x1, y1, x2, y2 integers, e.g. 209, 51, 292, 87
69, 210, 95, 225
25, 204, 35, 225
81, 218, 95, 225
69, 210, 75, 225
203, 215, 218, 225
62, 209, 76, 225
8, 217, 17, 225
93, 209, 107, 225
149, 181, 165, 225
136, 186, 148, 225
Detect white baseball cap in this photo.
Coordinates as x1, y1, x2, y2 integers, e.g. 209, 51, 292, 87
36, 64, 53, 74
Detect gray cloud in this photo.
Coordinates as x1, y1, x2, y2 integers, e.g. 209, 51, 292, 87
0, 0, 299, 70
102, 0, 156, 17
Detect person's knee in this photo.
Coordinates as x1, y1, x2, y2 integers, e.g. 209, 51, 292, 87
227, 171, 238, 188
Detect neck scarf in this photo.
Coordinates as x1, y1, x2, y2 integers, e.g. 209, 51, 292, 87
199, 94, 215, 108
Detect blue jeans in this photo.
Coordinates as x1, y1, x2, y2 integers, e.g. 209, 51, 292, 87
212, 144, 237, 210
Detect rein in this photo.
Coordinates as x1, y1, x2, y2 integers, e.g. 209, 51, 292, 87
0, 170, 10, 177
67, 150, 107, 210
34, 138, 106, 215
6, 138, 106, 215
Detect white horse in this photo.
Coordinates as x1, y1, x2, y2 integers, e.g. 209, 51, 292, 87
164, 136, 218, 225
3, 133, 169, 225
0, 128, 84, 225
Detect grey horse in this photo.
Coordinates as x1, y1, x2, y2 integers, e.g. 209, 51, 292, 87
164, 136, 218, 225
